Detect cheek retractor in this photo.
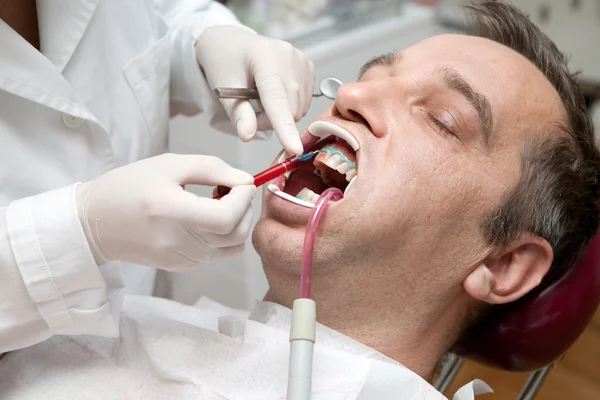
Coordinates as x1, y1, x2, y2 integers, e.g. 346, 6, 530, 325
287, 187, 343, 400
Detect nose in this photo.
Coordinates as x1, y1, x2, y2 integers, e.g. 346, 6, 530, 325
331, 82, 388, 138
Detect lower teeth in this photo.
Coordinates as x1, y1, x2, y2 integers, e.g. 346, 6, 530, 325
268, 184, 317, 208
296, 187, 319, 204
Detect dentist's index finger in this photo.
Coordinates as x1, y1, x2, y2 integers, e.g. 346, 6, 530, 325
171, 155, 253, 187
254, 73, 304, 155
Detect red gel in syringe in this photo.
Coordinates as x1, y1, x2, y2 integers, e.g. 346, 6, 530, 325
213, 151, 319, 199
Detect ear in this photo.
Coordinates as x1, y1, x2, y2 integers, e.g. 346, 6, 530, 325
463, 235, 553, 304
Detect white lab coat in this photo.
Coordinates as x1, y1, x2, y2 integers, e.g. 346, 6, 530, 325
0, 0, 241, 353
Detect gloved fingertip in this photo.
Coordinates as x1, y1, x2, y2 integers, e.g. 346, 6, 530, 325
288, 136, 304, 156
236, 120, 256, 143
242, 133, 256, 143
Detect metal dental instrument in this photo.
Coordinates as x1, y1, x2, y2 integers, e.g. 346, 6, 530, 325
213, 76, 343, 100
212, 150, 320, 199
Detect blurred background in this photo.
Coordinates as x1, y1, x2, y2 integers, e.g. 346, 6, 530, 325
166, 0, 600, 398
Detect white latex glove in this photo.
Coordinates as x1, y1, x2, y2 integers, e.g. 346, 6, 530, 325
196, 26, 314, 156
76, 154, 256, 270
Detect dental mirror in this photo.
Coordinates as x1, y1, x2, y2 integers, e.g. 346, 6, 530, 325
313, 76, 343, 100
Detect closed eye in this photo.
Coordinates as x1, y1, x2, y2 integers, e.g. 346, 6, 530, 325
426, 113, 455, 136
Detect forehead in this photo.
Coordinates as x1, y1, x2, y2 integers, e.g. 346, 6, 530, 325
362, 34, 564, 138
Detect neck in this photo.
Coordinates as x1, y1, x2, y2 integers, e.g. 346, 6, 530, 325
0, 0, 40, 50
263, 262, 468, 381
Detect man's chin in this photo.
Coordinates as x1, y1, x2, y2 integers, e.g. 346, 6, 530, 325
252, 217, 305, 273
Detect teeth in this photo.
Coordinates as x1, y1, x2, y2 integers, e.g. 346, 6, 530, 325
308, 121, 360, 151
268, 185, 345, 209
345, 168, 357, 182
296, 187, 320, 204
325, 153, 342, 169
336, 163, 350, 174
269, 176, 357, 208
268, 184, 315, 209
296, 187, 310, 201
318, 148, 357, 182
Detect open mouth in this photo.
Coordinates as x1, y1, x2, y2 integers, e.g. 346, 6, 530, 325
268, 121, 359, 208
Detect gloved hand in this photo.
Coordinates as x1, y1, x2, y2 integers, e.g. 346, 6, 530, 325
76, 154, 256, 270
196, 26, 314, 156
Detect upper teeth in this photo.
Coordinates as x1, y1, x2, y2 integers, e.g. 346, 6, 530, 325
318, 146, 357, 182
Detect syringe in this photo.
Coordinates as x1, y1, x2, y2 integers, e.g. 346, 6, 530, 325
213, 151, 319, 199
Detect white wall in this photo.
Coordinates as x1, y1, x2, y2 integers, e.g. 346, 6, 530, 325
167, 4, 449, 309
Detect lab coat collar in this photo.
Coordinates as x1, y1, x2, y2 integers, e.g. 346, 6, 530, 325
0, 19, 95, 119
37, 0, 100, 72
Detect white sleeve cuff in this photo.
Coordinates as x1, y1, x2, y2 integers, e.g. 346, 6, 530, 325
5, 184, 122, 338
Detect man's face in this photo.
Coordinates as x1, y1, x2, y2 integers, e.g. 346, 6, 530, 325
253, 34, 563, 301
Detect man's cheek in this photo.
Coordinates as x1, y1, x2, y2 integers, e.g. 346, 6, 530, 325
436, 168, 487, 222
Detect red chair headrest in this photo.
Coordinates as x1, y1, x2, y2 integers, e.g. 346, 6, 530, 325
454, 233, 600, 372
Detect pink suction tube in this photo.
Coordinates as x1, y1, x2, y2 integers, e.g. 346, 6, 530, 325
300, 187, 344, 299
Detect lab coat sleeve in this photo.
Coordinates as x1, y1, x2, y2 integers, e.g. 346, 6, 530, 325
0, 184, 123, 353
155, 0, 251, 135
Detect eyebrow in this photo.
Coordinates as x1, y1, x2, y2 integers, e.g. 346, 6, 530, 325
437, 66, 493, 146
358, 52, 399, 80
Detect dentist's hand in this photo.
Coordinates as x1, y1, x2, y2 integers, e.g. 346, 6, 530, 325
196, 26, 314, 156
76, 154, 256, 270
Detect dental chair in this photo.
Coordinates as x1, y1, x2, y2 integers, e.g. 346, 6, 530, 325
435, 231, 600, 399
